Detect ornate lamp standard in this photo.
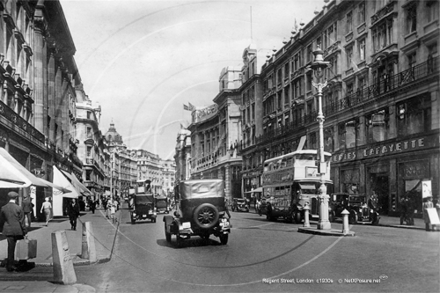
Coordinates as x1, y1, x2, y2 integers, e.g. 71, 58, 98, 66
310, 46, 331, 230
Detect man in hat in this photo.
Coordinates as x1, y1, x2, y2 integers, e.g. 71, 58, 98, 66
0, 191, 27, 272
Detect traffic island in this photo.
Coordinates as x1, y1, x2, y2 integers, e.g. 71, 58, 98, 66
298, 226, 355, 236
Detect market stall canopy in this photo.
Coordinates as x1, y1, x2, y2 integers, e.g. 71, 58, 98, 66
53, 166, 79, 198
61, 170, 93, 196
0, 147, 47, 188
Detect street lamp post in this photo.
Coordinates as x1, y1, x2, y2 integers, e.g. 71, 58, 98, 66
310, 46, 331, 230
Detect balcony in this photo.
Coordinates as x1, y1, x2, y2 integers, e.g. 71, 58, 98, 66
324, 56, 439, 116
0, 100, 45, 147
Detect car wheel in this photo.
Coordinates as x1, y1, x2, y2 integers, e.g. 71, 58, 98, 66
219, 234, 228, 245
193, 203, 219, 229
165, 223, 171, 242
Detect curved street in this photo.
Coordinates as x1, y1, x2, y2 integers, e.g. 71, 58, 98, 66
75, 205, 440, 293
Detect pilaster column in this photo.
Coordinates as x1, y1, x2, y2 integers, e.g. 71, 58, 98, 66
33, 13, 48, 134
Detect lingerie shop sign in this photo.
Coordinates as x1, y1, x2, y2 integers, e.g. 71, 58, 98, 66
332, 134, 439, 163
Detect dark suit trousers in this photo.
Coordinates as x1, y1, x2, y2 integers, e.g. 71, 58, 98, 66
6, 236, 20, 269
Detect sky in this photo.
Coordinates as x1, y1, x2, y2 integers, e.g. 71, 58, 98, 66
60, 0, 326, 160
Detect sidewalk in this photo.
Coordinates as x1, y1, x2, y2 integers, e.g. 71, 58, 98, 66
0, 207, 120, 292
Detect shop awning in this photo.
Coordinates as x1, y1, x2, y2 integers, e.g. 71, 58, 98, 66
61, 170, 93, 196
0, 147, 48, 188
39, 178, 72, 194
53, 166, 79, 199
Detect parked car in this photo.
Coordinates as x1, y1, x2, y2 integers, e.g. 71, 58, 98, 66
163, 179, 231, 246
331, 194, 380, 225
130, 193, 157, 224
231, 198, 249, 212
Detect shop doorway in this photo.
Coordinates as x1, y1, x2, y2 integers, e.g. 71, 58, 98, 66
371, 173, 389, 215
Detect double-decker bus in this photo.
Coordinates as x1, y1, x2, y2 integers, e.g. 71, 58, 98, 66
262, 150, 332, 223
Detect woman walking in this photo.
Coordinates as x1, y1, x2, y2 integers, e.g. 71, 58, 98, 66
40, 197, 52, 226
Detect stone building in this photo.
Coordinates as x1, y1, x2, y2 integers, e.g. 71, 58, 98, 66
238, 0, 439, 217
186, 66, 243, 200
0, 0, 83, 214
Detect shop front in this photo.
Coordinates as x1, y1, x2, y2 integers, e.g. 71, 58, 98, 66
331, 131, 439, 217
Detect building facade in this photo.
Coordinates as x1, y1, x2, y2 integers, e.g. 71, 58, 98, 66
0, 0, 83, 212
238, 0, 439, 217
187, 66, 243, 200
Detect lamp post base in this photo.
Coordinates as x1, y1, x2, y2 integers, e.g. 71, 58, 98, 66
317, 220, 332, 230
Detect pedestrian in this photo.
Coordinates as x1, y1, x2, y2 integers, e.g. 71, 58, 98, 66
22, 195, 33, 228
106, 199, 112, 219
0, 191, 27, 272
67, 199, 80, 230
399, 196, 408, 225
89, 199, 96, 214
40, 197, 52, 226
110, 200, 117, 224
423, 197, 434, 231
103, 197, 108, 218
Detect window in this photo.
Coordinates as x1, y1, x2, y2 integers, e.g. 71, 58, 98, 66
358, 38, 366, 61
372, 20, 394, 53
284, 87, 290, 106
306, 44, 313, 63
366, 109, 388, 143
86, 127, 92, 138
358, 1, 365, 24
306, 71, 313, 92
397, 96, 431, 136
338, 120, 359, 149
284, 63, 289, 79
277, 69, 282, 85
277, 92, 282, 109
326, 56, 338, 80
87, 111, 91, 119
346, 46, 353, 68
346, 11, 353, 34
405, 2, 417, 35
309, 132, 317, 150
426, 1, 439, 23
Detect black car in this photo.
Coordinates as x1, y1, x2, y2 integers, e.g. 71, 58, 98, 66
130, 193, 157, 224
330, 193, 379, 225
163, 179, 231, 246
231, 198, 249, 212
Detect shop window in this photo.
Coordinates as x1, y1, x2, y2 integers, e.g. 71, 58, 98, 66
366, 109, 389, 143
397, 97, 431, 136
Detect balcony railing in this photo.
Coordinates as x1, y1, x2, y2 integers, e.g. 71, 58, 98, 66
324, 56, 438, 116
0, 100, 45, 145
239, 56, 438, 153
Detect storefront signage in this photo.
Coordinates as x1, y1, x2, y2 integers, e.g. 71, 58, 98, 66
332, 134, 439, 163
363, 138, 425, 158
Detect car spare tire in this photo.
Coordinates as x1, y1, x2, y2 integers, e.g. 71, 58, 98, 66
193, 203, 219, 229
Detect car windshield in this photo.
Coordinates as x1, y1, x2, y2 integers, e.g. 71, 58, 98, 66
349, 195, 366, 205
136, 195, 154, 204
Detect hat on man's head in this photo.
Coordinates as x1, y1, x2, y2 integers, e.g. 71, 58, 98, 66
8, 191, 19, 199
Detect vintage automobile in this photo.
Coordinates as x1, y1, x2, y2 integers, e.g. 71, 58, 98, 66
335, 194, 380, 225
329, 193, 351, 222
163, 179, 231, 246
231, 198, 249, 212
130, 193, 157, 224
155, 195, 170, 214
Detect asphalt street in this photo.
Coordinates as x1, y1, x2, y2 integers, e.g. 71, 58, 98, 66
72, 206, 440, 293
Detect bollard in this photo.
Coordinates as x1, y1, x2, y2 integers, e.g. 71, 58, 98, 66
52, 230, 77, 284
81, 221, 97, 262
303, 205, 310, 228
341, 209, 350, 234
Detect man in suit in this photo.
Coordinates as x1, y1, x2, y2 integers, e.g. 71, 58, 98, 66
0, 191, 27, 272
21, 195, 33, 227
